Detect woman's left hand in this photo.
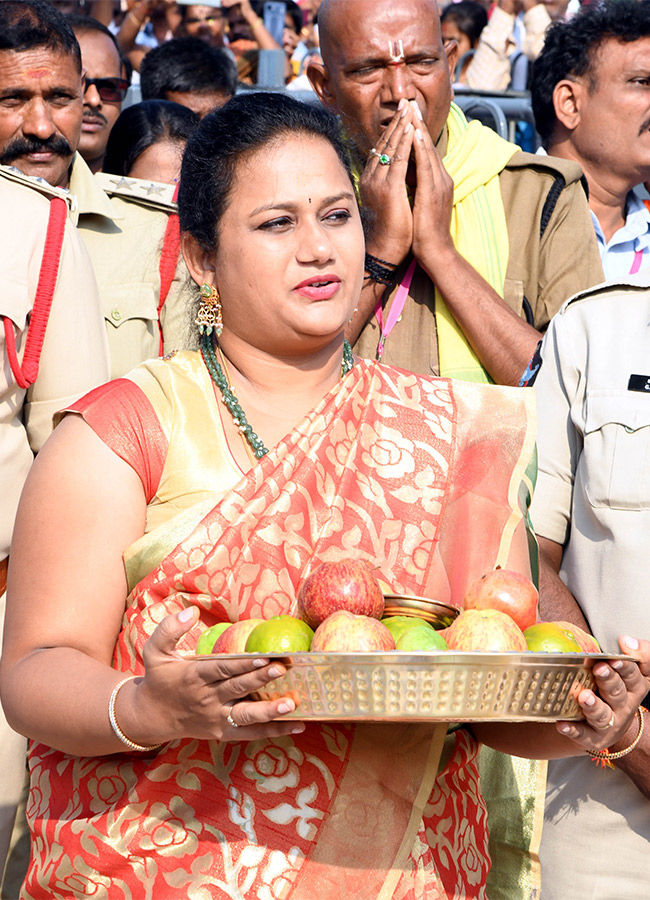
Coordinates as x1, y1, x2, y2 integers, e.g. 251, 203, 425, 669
555, 636, 650, 752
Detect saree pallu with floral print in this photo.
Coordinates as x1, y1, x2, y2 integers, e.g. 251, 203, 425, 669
24, 358, 536, 900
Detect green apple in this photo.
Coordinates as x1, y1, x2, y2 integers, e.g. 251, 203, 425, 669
382, 616, 435, 643
245, 615, 314, 653
195, 622, 232, 655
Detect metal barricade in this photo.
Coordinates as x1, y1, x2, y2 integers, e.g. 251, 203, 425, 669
454, 88, 541, 149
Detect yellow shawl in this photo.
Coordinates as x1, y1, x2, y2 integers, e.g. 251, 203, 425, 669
437, 103, 519, 382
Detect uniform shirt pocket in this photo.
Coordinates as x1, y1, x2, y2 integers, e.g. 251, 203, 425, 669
101, 283, 159, 379
103, 283, 158, 331
582, 392, 650, 509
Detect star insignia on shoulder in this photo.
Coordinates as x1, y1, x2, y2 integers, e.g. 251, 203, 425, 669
109, 176, 137, 191
145, 183, 165, 197
162, 349, 178, 360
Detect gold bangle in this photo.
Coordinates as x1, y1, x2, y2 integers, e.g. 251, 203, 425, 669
108, 677, 163, 753
250, 15, 264, 29
588, 707, 645, 762
127, 10, 148, 27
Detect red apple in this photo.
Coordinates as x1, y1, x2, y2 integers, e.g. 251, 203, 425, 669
445, 609, 527, 652
297, 559, 385, 629
212, 618, 264, 653
311, 610, 396, 652
463, 568, 538, 631
553, 621, 601, 653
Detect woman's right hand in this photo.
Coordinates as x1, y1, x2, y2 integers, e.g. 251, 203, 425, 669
116, 607, 305, 745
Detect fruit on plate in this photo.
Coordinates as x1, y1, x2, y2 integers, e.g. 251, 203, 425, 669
195, 622, 232, 655
245, 615, 314, 653
311, 610, 395, 652
524, 622, 582, 653
463, 568, 539, 631
553, 621, 601, 653
212, 618, 264, 653
445, 608, 528, 652
297, 559, 385, 629
381, 616, 435, 643
395, 625, 448, 651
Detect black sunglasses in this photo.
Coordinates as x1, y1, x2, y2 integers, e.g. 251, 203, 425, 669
84, 76, 129, 103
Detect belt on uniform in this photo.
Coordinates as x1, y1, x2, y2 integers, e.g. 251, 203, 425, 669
0, 556, 8, 595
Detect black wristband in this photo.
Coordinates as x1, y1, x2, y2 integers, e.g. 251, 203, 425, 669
364, 252, 399, 286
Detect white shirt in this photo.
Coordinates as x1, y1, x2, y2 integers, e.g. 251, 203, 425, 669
591, 189, 650, 281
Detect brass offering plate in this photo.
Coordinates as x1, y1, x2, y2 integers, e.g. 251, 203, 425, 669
382, 593, 461, 628
196, 651, 630, 723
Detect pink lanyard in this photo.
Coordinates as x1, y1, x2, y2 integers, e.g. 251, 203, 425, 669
373, 249, 643, 361
630, 248, 644, 275
374, 258, 417, 361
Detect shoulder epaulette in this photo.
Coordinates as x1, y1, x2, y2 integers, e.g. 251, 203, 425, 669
95, 171, 177, 212
562, 273, 650, 313
504, 150, 585, 187
0, 164, 74, 209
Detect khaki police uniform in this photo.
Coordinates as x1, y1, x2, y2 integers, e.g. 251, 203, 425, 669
530, 276, 650, 900
68, 154, 196, 380
0, 165, 109, 884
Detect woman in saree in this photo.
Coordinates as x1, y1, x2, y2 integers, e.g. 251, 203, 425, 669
2, 93, 649, 900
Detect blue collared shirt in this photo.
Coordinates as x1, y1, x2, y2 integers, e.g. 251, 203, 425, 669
591, 189, 650, 281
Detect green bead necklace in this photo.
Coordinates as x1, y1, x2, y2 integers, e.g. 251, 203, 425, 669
200, 333, 354, 460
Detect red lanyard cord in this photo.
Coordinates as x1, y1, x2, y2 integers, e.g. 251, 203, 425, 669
3, 196, 68, 389
156, 182, 181, 356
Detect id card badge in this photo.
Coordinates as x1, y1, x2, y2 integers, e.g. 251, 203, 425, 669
627, 374, 650, 393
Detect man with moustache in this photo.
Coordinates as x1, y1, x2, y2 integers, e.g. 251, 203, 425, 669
308, 0, 603, 387
0, 165, 109, 890
0, 0, 194, 380
532, 1, 650, 280
69, 15, 130, 174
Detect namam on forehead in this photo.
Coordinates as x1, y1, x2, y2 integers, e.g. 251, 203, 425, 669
318, 0, 443, 64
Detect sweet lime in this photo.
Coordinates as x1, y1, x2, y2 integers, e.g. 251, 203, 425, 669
196, 622, 232, 655
381, 616, 434, 642
395, 626, 449, 651
245, 615, 314, 653
524, 623, 582, 653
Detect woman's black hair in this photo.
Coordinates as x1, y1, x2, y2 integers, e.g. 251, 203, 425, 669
102, 100, 200, 177
440, 1, 488, 48
178, 92, 356, 252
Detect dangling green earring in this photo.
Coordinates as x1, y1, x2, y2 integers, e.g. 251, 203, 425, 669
195, 282, 223, 336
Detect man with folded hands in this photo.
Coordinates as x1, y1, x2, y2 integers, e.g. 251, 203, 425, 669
308, 0, 603, 386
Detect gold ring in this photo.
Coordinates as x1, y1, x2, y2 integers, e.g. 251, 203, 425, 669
226, 704, 240, 728
606, 712, 615, 729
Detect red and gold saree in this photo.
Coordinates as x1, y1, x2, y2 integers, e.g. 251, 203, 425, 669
24, 354, 536, 900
